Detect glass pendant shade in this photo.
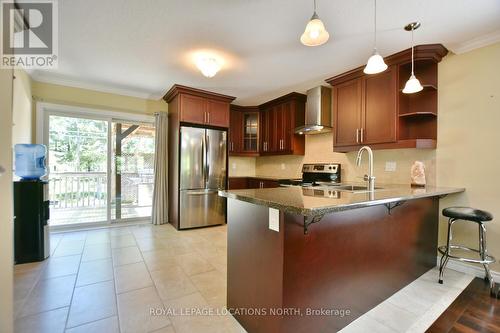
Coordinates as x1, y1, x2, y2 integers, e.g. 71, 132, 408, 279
363, 50, 387, 74
402, 74, 423, 94
300, 15, 329, 46
364, 0, 387, 74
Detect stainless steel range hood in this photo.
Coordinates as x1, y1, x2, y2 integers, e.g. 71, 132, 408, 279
295, 86, 332, 135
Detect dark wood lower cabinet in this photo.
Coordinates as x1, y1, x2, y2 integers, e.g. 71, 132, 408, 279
228, 177, 280, 190
227, 197, 439, 333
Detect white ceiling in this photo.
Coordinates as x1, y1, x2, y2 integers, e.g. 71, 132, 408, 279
29, 0, 500, 105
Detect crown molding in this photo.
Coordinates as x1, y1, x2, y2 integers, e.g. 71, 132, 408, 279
448, 30, 500, 55
29, 71, 162, 100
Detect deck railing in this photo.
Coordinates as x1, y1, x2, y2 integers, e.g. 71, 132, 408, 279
48, 172, 154, 209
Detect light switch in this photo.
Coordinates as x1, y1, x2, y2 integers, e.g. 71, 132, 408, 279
269, 208, 279, 232
385, 161, 397, 172
231, 163, 236, 170
280, 163, 286, 170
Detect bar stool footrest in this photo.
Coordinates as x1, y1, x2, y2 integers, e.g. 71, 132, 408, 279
438, 245, 496, 264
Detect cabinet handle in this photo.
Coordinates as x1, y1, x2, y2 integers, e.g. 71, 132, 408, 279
360, 128, 364, 143
207, 112, 210, 124
356, 129, 360, 143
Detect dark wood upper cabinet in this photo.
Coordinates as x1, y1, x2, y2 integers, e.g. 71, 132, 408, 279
179, 94, 207, 125
207, 99, 230, 127
163, 85, 235, 128
229, 93, 306, 156
362, 66, 397, 145
260, 107, 275, 153
259, 92, 306, 156
333, 78, 362, 147
327, 44, 447, 152
229, 108, 243, 154
229, 106, 259, 156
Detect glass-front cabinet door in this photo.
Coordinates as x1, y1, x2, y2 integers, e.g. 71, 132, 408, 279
243, 112, 259, 153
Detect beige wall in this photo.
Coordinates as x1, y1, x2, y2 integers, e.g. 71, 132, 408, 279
0, 69, 14, 333
32, 81, 168, 138
437, 42, 500, 272
228, 157, 256, 177
12, 70, 33, 145
256, 134, 435, 185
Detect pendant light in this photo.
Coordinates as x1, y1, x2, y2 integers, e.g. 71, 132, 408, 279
402, 22, 424, 94
300, 0, 330, 47
363, 0, 387, 74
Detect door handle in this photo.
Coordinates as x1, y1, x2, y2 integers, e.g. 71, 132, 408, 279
201, 136, 206, 184
187, 190, 218, 195
206, 135, 210, 185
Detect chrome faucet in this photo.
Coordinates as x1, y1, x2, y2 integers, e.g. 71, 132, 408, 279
356, 146, 375, 192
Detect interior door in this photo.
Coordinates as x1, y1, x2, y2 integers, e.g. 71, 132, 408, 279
334, 78, 362, 147
362, 67, 397, 144
206, 129, 227, 190
180, 126, 205, 190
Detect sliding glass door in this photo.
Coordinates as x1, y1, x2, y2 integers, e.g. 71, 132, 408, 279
45, 112, 155, 227
111, 121, 155, 221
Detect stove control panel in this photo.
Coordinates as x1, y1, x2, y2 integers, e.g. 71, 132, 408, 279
302, 163, 340, 174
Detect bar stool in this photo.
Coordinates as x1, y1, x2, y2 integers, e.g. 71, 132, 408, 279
438, 206, 499, 297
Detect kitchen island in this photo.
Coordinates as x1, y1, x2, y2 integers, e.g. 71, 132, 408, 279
219, 185, 464, 333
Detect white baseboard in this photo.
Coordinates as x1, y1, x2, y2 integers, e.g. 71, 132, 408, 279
436, 256, 500, 283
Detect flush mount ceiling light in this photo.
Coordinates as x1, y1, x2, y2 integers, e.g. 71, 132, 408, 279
363, 0, 387, 74
195, 56, 221, 78
402, 22, 424, 94
300, 0, 330, 47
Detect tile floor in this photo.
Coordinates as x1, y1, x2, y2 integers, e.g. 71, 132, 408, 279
14, 223, 244, 333
14, 223, 474, 333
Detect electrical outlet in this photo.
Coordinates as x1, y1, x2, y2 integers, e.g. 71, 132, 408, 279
232, 163, 236, 170
280, 163, 286, 170
385, 161, 397, 172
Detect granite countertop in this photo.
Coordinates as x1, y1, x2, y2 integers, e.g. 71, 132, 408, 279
229, 175, 299, 181
219, 184, 465, 216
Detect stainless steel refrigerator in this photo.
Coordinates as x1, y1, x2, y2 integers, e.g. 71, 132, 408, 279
179, 126, 227, 229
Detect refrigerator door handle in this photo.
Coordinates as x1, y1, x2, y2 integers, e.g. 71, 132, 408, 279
201, 134, 206, 185
187, 189, 218, 195
205, 134, 210, 187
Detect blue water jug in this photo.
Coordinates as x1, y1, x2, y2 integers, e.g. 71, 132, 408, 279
15, 144, 47, 180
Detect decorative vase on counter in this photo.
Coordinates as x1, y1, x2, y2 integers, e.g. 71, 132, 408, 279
411, 161, 426, 187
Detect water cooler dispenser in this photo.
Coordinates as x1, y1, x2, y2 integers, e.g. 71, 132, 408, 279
13, 144, 50, 263
14, 181, 51, 263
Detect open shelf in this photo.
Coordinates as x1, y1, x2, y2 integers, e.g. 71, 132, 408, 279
399, 84, 437, 92
399, 112, 437, 118
398, 60, 438, 90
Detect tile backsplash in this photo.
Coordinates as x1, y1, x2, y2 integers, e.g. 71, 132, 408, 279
251, 133, 436, 185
